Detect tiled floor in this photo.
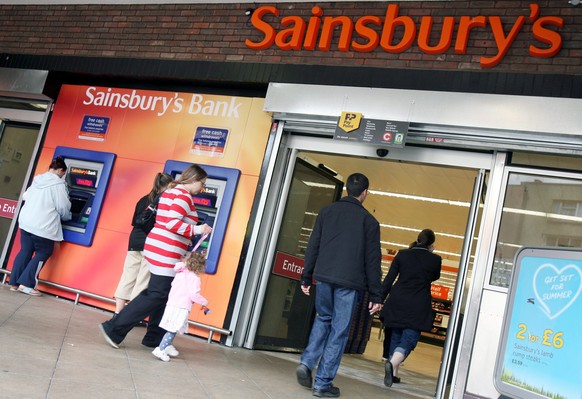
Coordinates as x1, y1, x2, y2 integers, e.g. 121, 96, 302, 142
0, 284, 436, 398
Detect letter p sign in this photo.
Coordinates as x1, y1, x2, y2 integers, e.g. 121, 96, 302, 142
338, 112, 362, 133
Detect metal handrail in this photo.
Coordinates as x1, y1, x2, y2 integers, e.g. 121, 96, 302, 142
0, 269, 230, 343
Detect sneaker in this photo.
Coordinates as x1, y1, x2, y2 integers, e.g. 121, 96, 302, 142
313, 385, 340, 398
164, 345, 179, 357
98, 323, 119, 349
296, 363, 313, 388
152, 347, 170, 362
19, 286, 42, 296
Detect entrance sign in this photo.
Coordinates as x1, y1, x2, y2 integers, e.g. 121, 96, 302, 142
272, 251, 304, 281
0, 198, 18, 219
335, 115, 408, 148
494, 247, 582, 399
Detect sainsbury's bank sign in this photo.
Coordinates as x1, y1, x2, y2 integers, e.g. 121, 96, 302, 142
245, 4, 564, 68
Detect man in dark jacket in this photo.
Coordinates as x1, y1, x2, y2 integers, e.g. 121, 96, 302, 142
295, 173, 383, 398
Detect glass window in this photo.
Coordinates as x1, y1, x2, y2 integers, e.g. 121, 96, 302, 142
511, 152, 582, 173
491, 172, 582, 288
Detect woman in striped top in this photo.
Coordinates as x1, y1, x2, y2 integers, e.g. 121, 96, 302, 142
99, 164, 213, 350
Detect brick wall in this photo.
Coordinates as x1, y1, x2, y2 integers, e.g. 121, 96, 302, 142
0, 1, 580, 75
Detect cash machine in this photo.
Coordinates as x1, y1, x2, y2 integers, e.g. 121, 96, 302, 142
163, 160, 240, 274
53, 146, 116, 246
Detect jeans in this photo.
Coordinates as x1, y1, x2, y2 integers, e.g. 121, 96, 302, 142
300, 282, 358, 390
389, 327, 420, 359
102, 273, 173, 346
11, 229, 55, 288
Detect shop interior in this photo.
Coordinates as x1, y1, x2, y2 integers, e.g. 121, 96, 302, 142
293, 150, 480, 395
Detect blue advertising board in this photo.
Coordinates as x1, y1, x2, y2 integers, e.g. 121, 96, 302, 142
494, 247, 582, 399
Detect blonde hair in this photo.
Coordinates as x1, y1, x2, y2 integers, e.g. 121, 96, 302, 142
182, 250, 206, 275
168, 164, 207, 189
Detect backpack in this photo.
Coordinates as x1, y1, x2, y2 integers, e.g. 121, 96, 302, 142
134, 195, 160, 233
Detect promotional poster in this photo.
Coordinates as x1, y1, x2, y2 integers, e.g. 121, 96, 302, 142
495, 247, 582, 399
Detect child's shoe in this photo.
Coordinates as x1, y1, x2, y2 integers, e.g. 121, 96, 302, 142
164, 345, 179, 357
152, 347, 170, 362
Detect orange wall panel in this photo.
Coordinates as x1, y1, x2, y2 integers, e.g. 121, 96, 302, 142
7, 84, 272, 335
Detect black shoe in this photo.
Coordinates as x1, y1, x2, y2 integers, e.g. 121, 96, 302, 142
393, 376, 401, 384
98, 323, 120, 349
296, 363, 312, 388
384, 362, 394, 387
313, 385, 340, 398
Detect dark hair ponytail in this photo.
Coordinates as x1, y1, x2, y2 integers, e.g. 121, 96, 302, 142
49, 156, 67, 171
409, 229, 436, 249
147, 172, 173, 204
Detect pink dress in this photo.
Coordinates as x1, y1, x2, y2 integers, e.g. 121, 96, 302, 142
159, 261, 208, 334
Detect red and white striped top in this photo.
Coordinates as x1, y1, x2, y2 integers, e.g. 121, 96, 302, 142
144, 184, 203, 277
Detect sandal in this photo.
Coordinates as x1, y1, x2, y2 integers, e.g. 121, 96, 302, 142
9, 286, 20, 291
19, 286, 42, 296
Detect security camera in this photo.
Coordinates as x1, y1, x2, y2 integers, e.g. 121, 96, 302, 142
376, 148, 389, 158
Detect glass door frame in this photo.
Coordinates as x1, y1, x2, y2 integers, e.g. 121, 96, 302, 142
229, 125, 498, 389
0, 102, 51, 272
484, 165, 582, 293
451, 162, 582, 399
253, 156, 344, 351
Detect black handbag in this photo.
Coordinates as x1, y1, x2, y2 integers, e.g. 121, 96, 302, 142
134, 195, 160, 233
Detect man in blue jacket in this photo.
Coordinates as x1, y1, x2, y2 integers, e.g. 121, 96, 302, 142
296, 172, 383, 398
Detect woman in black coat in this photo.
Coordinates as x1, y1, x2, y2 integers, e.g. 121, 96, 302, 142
380, 229, 442, 387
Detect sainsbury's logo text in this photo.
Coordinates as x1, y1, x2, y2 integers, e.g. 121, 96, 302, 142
83, 87, 242, 118
245, 4, 563, 68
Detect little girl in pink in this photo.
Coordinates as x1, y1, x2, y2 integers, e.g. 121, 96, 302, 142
152, 248, 208, 362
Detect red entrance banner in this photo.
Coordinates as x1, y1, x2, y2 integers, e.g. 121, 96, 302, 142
0, 198, 18, 219
272, 251, 304, 281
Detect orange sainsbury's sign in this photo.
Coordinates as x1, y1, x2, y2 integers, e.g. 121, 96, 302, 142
245, 4, 564, 68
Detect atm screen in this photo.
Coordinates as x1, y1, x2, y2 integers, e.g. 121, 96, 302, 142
173, 172, 221, 209
193, 186, 218, 208
68, 166, 98, 189
193, 196, 215, 207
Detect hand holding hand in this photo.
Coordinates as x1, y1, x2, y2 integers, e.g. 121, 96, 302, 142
368, 302, 382, 315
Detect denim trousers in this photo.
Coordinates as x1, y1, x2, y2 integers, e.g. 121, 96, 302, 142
389, 327, 421, 359
11, 229, 55, 288
300, 281, 358, 390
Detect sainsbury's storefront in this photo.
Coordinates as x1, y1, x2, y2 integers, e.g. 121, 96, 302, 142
1, 1, 581, 398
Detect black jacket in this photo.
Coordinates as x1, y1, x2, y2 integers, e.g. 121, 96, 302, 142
380, 247, 442, 331
301, 196, 383, 303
